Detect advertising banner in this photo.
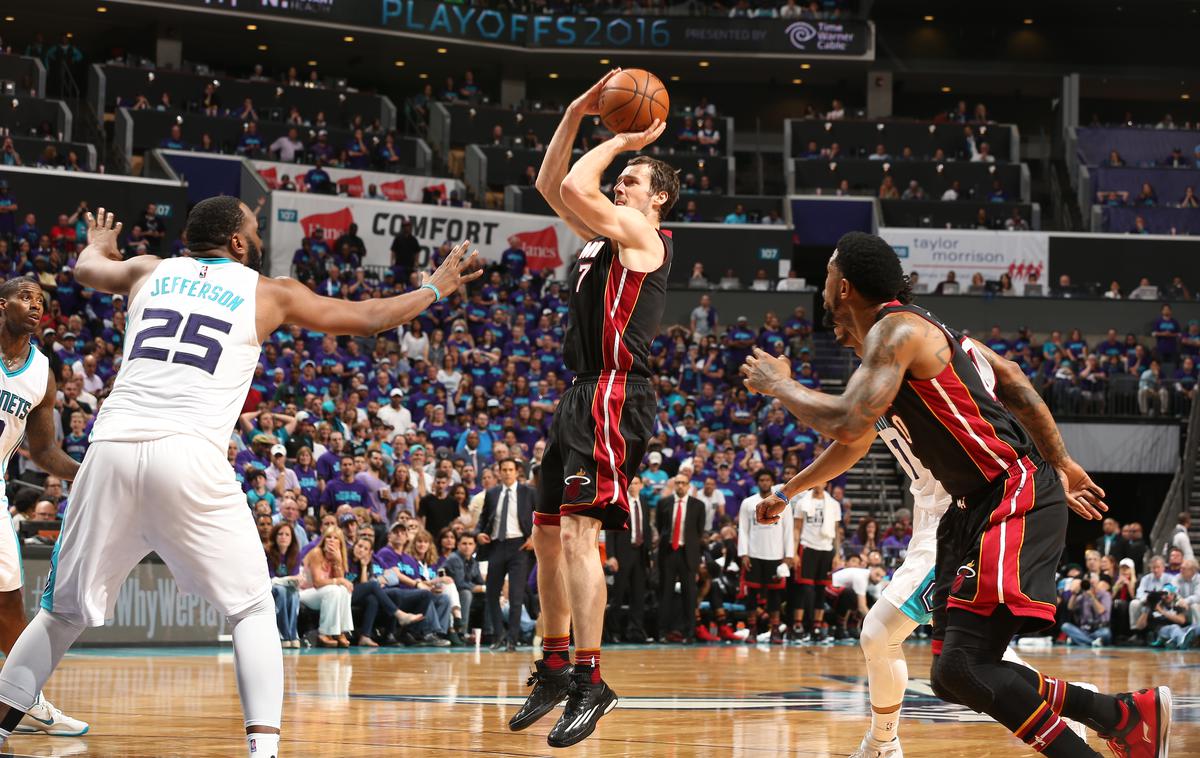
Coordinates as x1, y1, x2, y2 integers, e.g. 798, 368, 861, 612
253, 160, 464, 204
877, 228, 1049, 288
130, 0, 872, 58
23, 555, 227, 644
269, 191, 579, 278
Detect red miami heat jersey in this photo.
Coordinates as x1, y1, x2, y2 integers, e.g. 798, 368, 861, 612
562, 232, 673, 378
875, 301, 1034, 498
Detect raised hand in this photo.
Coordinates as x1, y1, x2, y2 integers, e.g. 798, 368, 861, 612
85, 207, 124, 260
615, 118, 667, 153
423, 239, 483, 298
573, 68, 624, 115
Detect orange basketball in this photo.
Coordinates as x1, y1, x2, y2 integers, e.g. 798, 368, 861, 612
599, 69, 670, 134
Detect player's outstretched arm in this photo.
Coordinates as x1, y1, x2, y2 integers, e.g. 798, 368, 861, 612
969, 338, 1108, 520
537, 70, 622, 242
756, 434, 875, 525
742, 315, 920, 445
74, 208, 162, 298
560, 119, 667, 257
258, 240, 482, 338
27, 371, 79, 481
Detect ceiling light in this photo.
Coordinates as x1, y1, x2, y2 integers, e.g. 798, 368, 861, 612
792, 78, 803, 85
307, 60, 318, 66
599, 58, 610, 64
257, 44, 268, 51
437, 47, 448, 54
800, 63, 811, 70
96, 6, 108, 12
418, 73, 429, 79
394, 60, 405, 67
1183, 94, 1192, 100
343, 35, 355, 42
1023, 18, 1033, 24
669, 75, 680, 82
698, 60, 710, 68
245, 24, 257, 30
548, 73, 559, 79
923, 15, 934, 21
3, 16, 14, 22
940, 85, 952, 93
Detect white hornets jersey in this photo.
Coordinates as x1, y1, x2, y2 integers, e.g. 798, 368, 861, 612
875, 416, 952, 528
0, 346, 49, 482
91, 256, 261, 453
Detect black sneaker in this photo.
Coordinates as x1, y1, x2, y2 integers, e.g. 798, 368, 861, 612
508, 660, 574, 732
415, 632, 452, 647
545, 669, 618, 748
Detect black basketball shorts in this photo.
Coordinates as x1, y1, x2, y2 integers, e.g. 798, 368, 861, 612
930, 455, 1067, 653
535, 372, 657, 531
745, 557, 787, 590
796, 545, 834, 586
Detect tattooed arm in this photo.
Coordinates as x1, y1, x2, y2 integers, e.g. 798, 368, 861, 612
741, 315, 923, 444
970, 339, 1108, 520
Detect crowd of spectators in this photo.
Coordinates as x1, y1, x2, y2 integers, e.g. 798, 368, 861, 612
0, 136, 88, 173
1054, 514, 1199, 649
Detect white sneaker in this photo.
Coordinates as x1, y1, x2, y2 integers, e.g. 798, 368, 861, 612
849, 731, 903, 758
15, 694, 89, 736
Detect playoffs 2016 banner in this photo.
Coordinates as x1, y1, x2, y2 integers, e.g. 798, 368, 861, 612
270, 191, 580, 278
877, 228, 1049, 288
253, 160, 464, 204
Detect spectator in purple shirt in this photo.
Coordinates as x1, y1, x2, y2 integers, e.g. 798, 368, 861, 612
317, 431, 347, 482
236, 433, 274, 478
321, 454, 371, 513
355, 449, 391, 524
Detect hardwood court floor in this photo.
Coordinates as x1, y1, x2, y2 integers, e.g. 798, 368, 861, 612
2, 642, 1196, 757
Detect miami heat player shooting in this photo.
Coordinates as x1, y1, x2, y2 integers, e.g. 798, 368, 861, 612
508, 70, 677, 748
0, 202, 480, 758
743, 232, 1170, 758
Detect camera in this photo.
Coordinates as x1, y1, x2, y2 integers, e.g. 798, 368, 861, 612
1079, 578, 1091, 592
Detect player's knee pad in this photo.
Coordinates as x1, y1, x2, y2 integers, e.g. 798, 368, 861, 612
930, 646, 994, 713
858, 613, 888, 659
228, 594, 275, 626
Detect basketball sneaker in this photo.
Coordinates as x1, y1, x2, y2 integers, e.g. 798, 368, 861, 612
15, 693, 89, 736
508, 661, 573, 732
1101, 686, 1172, 758
849, 731, 903, 758
545, 668, 618, 748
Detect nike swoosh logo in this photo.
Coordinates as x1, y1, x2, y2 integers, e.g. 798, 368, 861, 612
25, 715, 55, 725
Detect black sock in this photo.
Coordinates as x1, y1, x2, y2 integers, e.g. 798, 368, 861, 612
1011, 667, 1126, 735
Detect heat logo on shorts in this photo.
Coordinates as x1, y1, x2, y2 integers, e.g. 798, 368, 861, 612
952, 562, 976, 594
564, 470, 591, 502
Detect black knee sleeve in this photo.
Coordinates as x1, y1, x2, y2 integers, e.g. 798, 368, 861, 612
931, 646, 996, 713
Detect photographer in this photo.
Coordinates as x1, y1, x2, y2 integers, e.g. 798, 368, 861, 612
1129, 555, 1172, 632
1133, 586, 1193, 648
1060, 577, 1113, 647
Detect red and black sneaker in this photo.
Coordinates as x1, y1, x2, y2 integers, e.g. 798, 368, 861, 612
1101, 686, 1172, 758
695, 624, 720, 643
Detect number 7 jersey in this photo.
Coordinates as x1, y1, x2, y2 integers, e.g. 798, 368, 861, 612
91, 256, 262, 454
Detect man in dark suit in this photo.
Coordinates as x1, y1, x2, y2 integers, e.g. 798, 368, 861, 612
656, 473, 705, 642
477, 458, 535, 651
1098, 517, 1125, 559
606, 476, 652, 643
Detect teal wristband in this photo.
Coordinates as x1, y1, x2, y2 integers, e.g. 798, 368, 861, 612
772, 487, 788, 502
420, 282, 442, 302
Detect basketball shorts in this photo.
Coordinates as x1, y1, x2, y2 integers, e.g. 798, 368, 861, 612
744, 557, 786, 590
0, 507, 23, 593
536, 372, 656, 531
42, 436, 272, 626
795, 545, 834, 586
931, 455, 1066, 650
882, 513, 939, 625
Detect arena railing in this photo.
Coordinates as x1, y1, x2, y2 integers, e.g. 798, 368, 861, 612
1149, 394, 1200, 558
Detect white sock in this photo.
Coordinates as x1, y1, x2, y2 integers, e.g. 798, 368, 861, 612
247, 732, 280, 758
871, 706, 901, 742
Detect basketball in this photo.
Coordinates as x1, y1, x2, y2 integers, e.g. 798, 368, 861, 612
598, 69, 670, 134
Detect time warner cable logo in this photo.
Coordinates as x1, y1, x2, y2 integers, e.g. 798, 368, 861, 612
786, 22, 818, 47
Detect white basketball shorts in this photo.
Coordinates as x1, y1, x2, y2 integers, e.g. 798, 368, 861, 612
41, 436, 271, 626
0, 507, 22, 593
881, 516, 939, 625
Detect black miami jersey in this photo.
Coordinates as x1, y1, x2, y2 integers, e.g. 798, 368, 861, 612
875, 301, 1034, 499
562, 232, 673, 378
